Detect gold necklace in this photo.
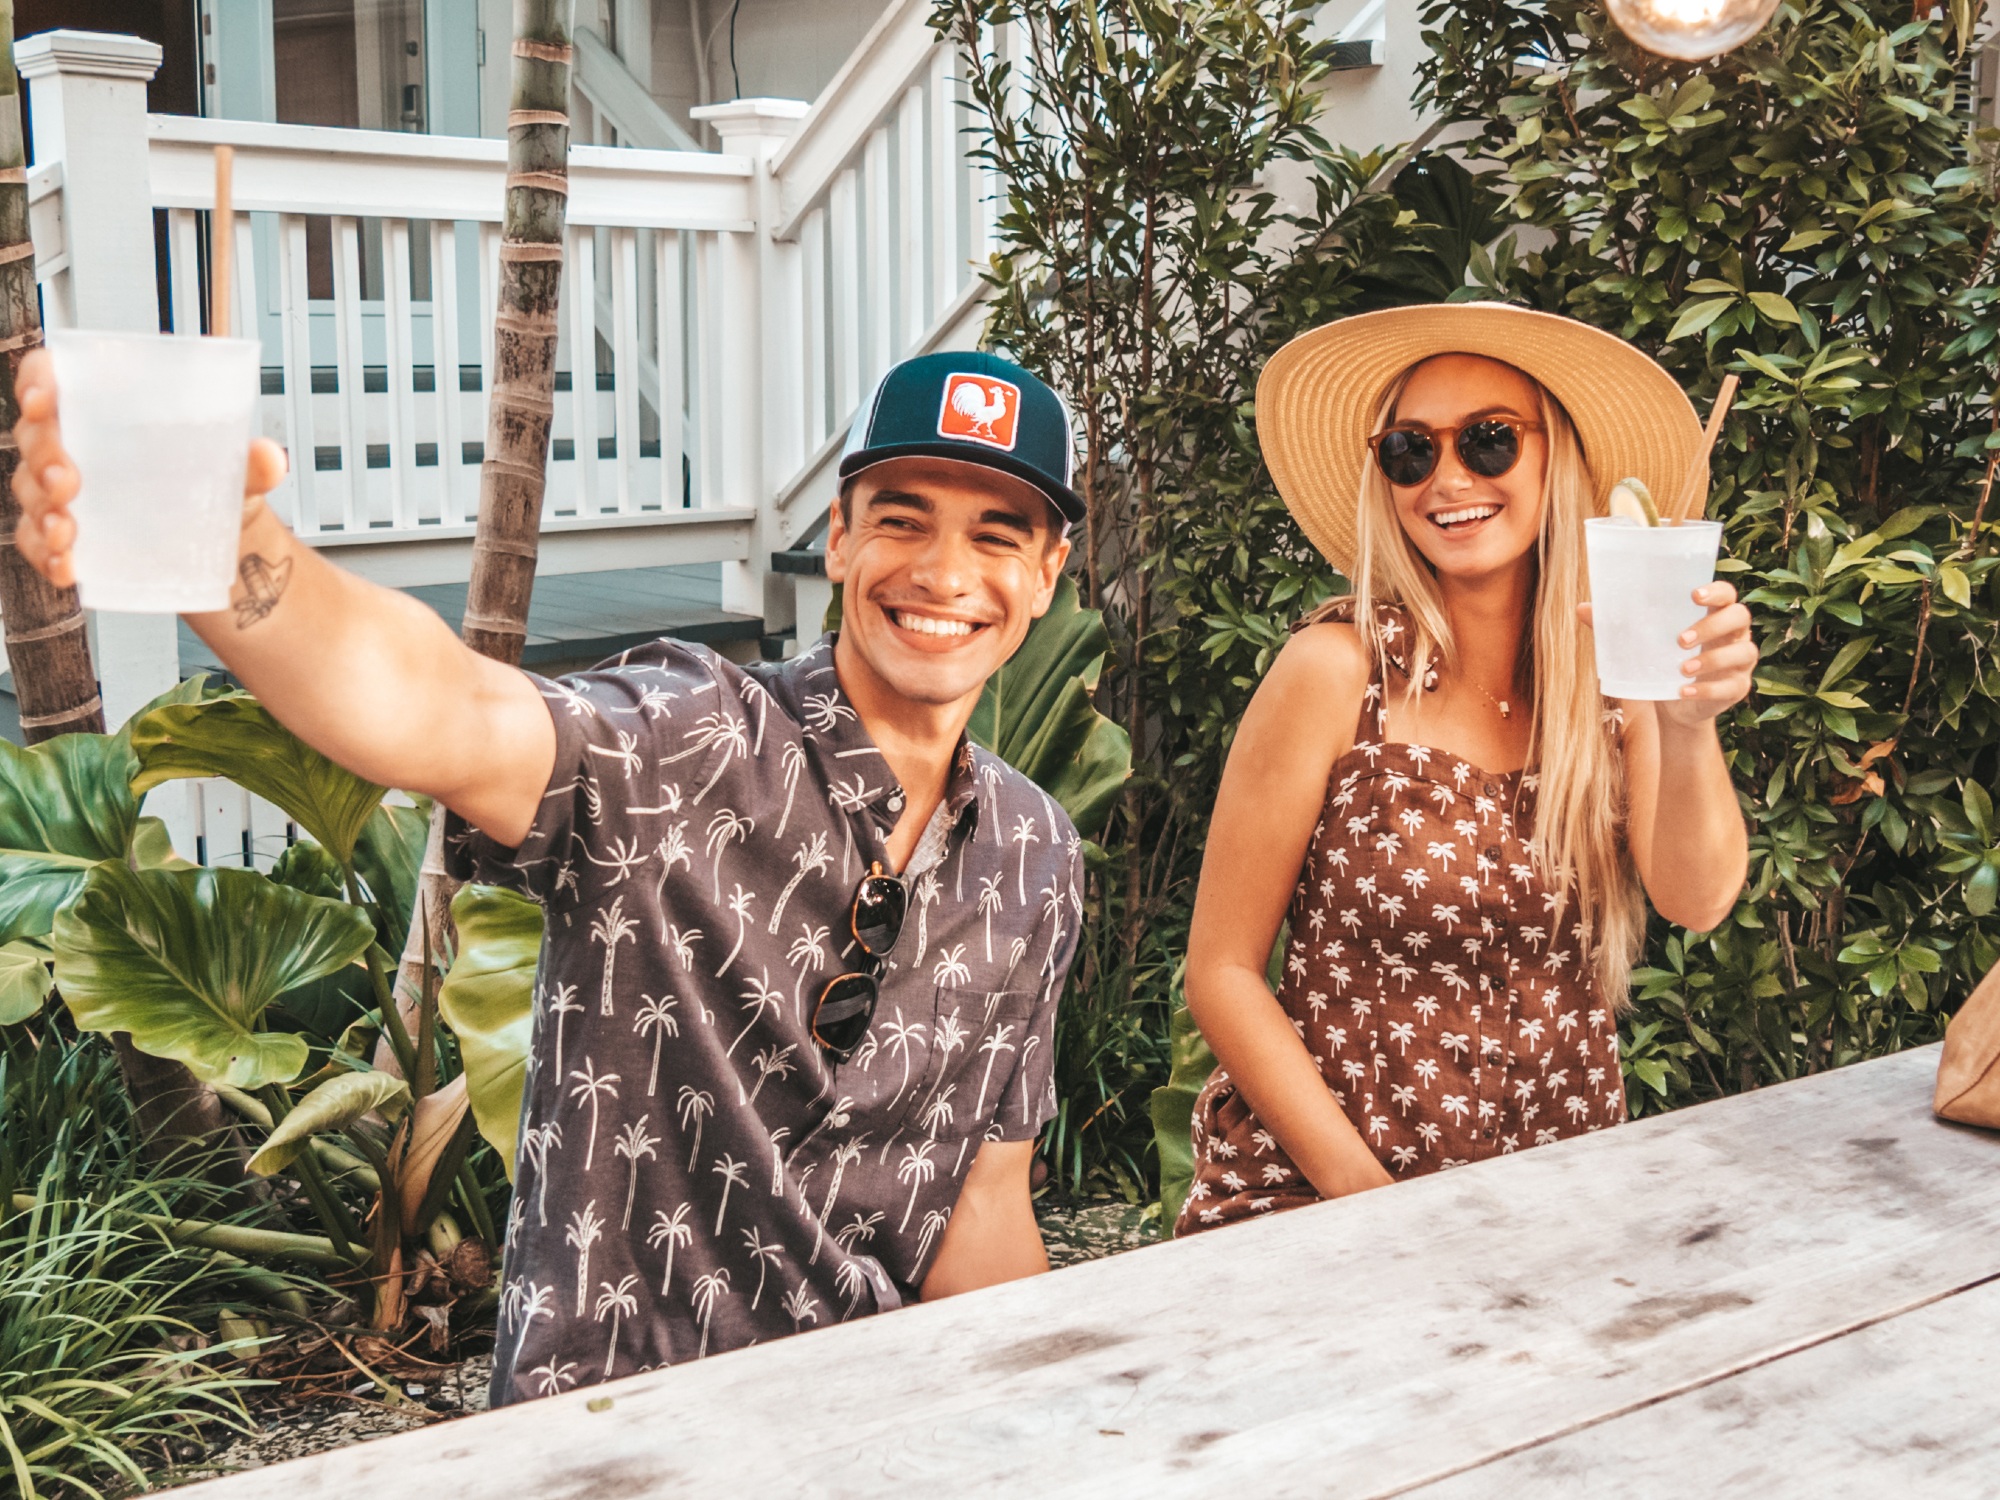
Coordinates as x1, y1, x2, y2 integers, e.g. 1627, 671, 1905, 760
1471, 680, 1514, 719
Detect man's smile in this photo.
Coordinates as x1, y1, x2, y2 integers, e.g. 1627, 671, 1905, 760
884, 606, 992, 645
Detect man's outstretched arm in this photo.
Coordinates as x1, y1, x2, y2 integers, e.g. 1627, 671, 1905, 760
10, 350, 553, 846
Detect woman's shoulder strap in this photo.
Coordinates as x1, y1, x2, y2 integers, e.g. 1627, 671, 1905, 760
1293, 595, 1426, 688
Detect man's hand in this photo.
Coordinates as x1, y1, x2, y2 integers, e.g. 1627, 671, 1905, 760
9, 347, 288, 588
9, 346, 554, 846
918, 1139, 1048, 1300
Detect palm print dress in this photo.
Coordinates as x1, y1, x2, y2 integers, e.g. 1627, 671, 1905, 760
1176, 599, 1627, 1235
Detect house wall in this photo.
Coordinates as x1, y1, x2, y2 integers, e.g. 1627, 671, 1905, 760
644, 0, 887, 142
1310, 0, 1427, 159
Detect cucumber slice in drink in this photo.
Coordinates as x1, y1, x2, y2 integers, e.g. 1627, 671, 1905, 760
1607, 477, 1660, 526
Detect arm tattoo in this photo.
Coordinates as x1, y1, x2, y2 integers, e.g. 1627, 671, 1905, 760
233, 552, 293, 628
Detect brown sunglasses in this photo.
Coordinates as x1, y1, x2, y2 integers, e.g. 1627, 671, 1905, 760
1368, 417, 1545, 488
810, 862, 907, 1062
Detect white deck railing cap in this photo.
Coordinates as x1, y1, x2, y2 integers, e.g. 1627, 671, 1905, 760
16, 28, 162, 82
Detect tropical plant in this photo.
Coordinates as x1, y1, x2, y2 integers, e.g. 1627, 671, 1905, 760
2, 685, 505, 1331
1417, 0, 2000, 1107
966, 574, 1132, 838
0, 1032, 300, 1500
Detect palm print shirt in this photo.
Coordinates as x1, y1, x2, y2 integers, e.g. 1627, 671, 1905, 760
1176, 599, 1626, 1236
447, 633, 1083, 1404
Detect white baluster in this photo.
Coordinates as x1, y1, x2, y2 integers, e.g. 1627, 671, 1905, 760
693, 229, 722, 508
929, 47, 962, 322
863, 124, 892, 388
383, 217, 419, 529
800, 206, 827, 456
828, 167, 860, 425
428, 219, 467, 527
277, 213, 316, 534
331, 215, 368, 533
567, 223, 601, 516
611, 225, 641, 515
655, 230, 685, 510
897, 83, 925, 353
167, 208, 202, 336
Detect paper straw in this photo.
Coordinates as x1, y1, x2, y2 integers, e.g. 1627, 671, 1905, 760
1669, 372, 1739, 524
210, 146, 234, 338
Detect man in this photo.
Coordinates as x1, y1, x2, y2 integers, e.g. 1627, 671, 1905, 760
10, 348, 1088, 1402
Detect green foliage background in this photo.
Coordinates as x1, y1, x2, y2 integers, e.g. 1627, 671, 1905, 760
947, 0, 2000, 1197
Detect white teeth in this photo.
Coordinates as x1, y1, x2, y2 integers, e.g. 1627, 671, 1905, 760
892, 611, 976, 638
1433, 505, 1499, 528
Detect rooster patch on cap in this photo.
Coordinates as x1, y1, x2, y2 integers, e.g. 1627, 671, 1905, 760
937, 373, 1021, 451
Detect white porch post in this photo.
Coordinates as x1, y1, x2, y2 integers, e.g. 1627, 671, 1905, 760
691, 98, 808, 629
17, 31, 181, 730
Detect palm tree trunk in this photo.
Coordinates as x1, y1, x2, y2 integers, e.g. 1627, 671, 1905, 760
0, 4, 100, 743
389, 0, 573, 1053
466, 0, 572, 666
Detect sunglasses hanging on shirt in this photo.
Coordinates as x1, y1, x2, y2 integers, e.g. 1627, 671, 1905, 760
811, 862, 907, 1062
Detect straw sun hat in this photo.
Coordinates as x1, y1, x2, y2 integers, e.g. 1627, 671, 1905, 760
1257, 302, 1706, 577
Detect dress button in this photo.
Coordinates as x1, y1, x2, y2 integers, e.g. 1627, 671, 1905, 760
1483, 846, 1502, 862
1483, 780, 1499, 797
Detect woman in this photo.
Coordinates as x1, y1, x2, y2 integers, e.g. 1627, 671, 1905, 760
1176, 304, 1755, 1234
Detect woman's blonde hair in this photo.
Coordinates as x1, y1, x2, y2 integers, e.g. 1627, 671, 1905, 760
1344, 362, 1643, 1008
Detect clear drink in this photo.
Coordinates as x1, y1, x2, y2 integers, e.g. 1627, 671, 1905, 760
1584, 517, 1724, 700
46, 331, 260, 614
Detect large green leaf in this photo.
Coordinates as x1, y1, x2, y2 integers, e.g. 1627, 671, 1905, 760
246, 1070, 411, 1177
436, 883, 543, 1176
128, 695, 388, 867
968, 574, 1132, 838
53, 864, 376, 1089
0, 938, 54, 1025
1148, 961, 1217, 1232
354, 797, 433, 953
264, 842, 375, 1041
0, 732, 140, 944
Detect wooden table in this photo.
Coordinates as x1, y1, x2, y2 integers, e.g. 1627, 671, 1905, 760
183, 1044, 2000, 1498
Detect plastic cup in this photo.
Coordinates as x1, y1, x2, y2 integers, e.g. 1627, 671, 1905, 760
1584, 517, 1724, 700
45, 330, 260, 614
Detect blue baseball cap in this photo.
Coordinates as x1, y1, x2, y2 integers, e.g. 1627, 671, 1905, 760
837, 351, 1083, 527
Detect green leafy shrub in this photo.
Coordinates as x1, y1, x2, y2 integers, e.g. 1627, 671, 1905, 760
0, 1035, 265, 1499
1, 686, 510, 1331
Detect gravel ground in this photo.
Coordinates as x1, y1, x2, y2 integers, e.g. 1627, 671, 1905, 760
179, 1198, 1162, 1483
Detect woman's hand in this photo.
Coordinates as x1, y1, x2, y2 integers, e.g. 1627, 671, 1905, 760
1661, 580, 1757, 728
1578, 581, 1757, 730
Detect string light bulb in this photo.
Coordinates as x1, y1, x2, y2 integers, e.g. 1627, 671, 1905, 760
1602, 0, 1782, 59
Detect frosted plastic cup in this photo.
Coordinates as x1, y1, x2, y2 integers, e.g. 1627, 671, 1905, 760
45, 330, 261, 614
1584, 516, 1724, 700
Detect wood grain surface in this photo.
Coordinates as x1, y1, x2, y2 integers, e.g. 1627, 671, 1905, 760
180, 1044, 1998, 1499
1411, 1274, 2000, 1498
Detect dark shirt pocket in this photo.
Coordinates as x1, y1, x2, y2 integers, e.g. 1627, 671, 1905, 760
899, 986, 1039, 1143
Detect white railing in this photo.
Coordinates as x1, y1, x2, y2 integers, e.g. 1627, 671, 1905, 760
762, 0, 1013, 532
572, 25, 700, 152
133, 117, 758, 587
12, 14, 1007, 729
